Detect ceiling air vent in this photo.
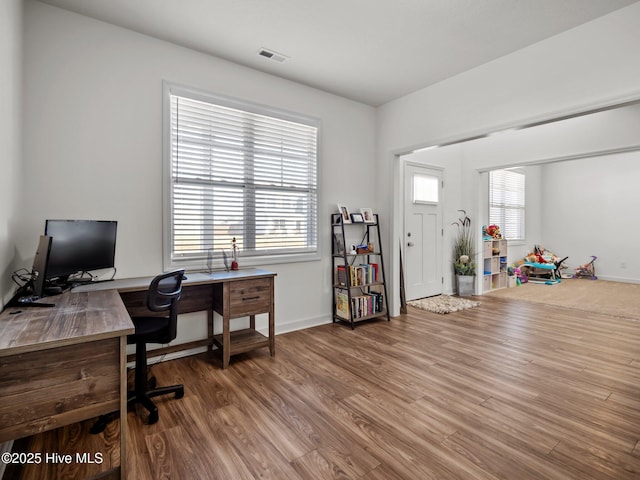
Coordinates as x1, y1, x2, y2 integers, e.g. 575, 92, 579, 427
257, 48, 289, 63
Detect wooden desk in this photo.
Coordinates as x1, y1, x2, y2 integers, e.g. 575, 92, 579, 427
76, 269, 276, 369
0, 290, 134, 479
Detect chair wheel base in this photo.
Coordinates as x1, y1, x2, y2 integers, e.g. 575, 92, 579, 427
147, 410, 159, 425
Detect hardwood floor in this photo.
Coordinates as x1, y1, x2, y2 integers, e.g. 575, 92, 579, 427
12, 295, 640, 479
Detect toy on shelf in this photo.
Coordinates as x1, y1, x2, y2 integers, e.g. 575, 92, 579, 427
483, 224, 501, 240
573, 255, 597, 280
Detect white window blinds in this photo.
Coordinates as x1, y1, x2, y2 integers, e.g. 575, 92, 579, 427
165, 85, 319, 268
489, 169, 525, 241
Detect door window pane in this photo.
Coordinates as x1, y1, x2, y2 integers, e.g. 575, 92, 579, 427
413, 174, 439, 204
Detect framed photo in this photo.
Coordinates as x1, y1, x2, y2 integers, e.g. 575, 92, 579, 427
360, 208, 375, 223
337, 204, 351, 223
351, 213, 364, 223
332, 231, 345, 255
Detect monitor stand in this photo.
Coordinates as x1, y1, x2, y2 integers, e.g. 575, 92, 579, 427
4, 285, 55, 311
11, 295, 56, 308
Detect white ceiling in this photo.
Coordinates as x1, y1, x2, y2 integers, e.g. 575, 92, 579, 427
37, 0, 638, 106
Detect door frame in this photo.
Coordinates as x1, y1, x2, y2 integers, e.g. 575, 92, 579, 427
391, 157, 451, 316
402, 161, 444, 300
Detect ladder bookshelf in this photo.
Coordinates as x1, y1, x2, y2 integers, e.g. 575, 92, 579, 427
331, 213, 390, 329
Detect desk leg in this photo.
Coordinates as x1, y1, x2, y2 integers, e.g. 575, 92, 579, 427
269, 278, 275, 357
119, 335, 128, 479
207, 309, 214, 352
222, 283, 231, 369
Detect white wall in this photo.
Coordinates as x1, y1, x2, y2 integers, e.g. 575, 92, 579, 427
0, 0, 23, 306
378, 3, 640, 314
460, 103, 640, 172
21, 1, 377, 341
540, 152, 640, 283
0, 0, 22, 467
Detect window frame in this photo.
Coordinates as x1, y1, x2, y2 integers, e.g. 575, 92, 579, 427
162, 82, 321, 272
489, 168, 526, 242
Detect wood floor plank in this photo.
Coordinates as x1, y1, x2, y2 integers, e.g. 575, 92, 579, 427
339, 392, 502, 480
547, 438, 640, 480
209, 404, 306, 480
441, 428, 573, 480
12, 294, 640, 479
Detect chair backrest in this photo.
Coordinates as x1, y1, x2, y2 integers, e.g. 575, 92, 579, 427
147, 269, 185, 341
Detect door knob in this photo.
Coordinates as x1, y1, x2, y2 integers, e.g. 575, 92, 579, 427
407, 242, 414, 247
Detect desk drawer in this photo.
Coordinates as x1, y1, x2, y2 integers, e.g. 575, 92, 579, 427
120, 284, 213, 316
229, 278, 272, 318
0, 338, 120, 442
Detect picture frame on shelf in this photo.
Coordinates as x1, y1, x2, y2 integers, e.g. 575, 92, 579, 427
337, 204, 351, 223
351, 213, 364, 223
360, 208, 374, 223
332, 231, 345, 255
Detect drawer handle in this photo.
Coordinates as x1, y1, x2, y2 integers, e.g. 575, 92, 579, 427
242, 295, 260, 301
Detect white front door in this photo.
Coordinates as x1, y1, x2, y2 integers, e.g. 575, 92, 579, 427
403, 163, 443, 300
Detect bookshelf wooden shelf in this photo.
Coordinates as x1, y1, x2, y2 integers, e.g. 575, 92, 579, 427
331, 213, 390, 329
482, 238, 508, 292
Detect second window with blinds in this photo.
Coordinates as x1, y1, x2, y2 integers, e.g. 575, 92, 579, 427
489, 168, 525, 242
163, 83, 320, 270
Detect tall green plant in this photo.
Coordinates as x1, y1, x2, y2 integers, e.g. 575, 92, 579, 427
452, 210, 476, 275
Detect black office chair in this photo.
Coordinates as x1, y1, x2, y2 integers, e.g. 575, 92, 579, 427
91, 270, 185, 433
127, 269, 186, 425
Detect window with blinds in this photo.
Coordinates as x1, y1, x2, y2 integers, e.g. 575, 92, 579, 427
164, 84, 319, 269
489, 169, 525, 241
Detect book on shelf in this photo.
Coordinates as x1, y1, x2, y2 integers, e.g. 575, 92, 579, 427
370, 291, 384, 312
370, 263, 379, 282
348, 292, 384, 319
356, 265, 367, 286
335, 291, 350, 319
343, 263, 378, 286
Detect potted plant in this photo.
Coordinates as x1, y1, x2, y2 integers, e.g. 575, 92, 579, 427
452, 210, 476, 296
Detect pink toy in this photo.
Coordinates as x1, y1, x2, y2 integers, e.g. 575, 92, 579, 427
514, 267, 522, 286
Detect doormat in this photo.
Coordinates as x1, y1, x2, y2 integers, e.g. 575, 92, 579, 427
408, 295, 480, 314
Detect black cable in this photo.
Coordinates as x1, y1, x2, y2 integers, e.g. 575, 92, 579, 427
11, 268, 33, 287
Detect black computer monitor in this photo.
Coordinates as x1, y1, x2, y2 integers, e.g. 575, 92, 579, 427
32, 235, 52, 297
5, 235, 54, 307
44, 219, 117, 282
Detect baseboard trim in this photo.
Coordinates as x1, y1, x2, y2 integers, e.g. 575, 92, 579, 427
587, 275, 640, 284
137, 314, 333, 365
